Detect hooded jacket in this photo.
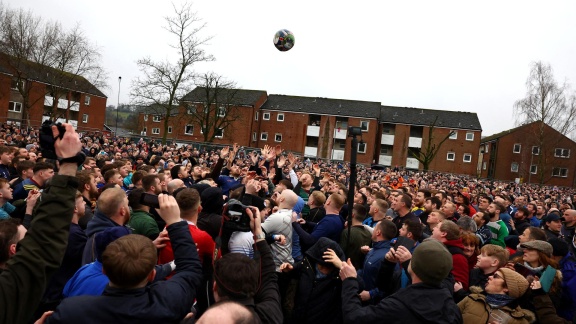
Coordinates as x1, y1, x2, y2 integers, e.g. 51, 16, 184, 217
81, 209, 130, 265
444, 238, 470, 290
198, 187, 224, 240
457, 287, 535, 324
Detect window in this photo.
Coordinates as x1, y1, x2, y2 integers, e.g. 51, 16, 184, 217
8, 102, 22, 113
187, 108, 194, 115
263, 112, 270, 120
466, 132, 474, 141
82, 114, 89, 123
482, 162, 487, 170
532, 146, 540, 155
252, 132, 257, 142
511, 162, 519, 172
275, 133, 282, 142
358, 142, 367, 153
11, 79, 24, 90
152, 128, 160, 135
485, 144, 489, 153
142, 127, 147, 135
153, 115, 161, 122
277, 113, 284, 122
84, 95, 91, 106
553, 167, 568, 177
555, 148, 570, 158
184, 125, 194, 135
463, 153, 472, 163
530, 165, 537, 174
449, 130, 457, 139
261, 132, 268, 141
168, 126, 172, 134
360, 121, 369, 132
513, 144, 521, 153
446, 152, 455, 161
144, 115, 148, 121
215, 128, 224, 139
218, 106, 226, 117
255, 112, 259, 121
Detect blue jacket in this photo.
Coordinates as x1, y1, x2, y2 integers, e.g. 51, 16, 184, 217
358, 240, 392, 301
293, 213, 345, 251
63, 261, 108, 298
82, 209, 130, 265
47, 221, 203, 324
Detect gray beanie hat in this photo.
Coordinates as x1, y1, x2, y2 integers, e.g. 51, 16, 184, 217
410, 239, 453, 286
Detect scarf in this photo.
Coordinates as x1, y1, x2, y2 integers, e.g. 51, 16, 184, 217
486, 293, 515, 308
523, 262, 544, 275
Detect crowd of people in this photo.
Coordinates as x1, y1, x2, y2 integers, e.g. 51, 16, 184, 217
0, 123, 575, 323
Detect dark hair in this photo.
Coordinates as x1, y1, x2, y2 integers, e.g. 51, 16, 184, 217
516, 206, 529, 218
170, 164, 183, 180
104, 169, 120, 183
142, 174, 159, 192
418, 189, 432, 198
352, 204, 367, 222
426, 196, 442, 209
526, 226, 547, 241
402, 219, 423, 242
399, 193, 412, 210
278, 179, 293, 190
16, 160, 34, 176
128, 188, 145, 210
33, 162, 54, 173
76, 170, 94, 192
0, 219, 20, 264
102, 234, 157, 288
131, 170, 148, 186
214, 253, 260, 299
175, 188, 200, 212
377, 219, 397, 240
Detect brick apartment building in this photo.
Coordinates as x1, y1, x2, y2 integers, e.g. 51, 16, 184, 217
479, 121, 576, 187
139, 87, 483, 175
0, 52, 107, 132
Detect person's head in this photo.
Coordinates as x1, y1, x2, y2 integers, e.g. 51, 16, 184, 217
83, 157, 97, 169
393, 193, 412, 212
77, 170, 99, 199
519, 240, 555, 268
369, 199, 388, 217
414, 189, 430, 207
545, 212, 564, 232
300, 173, 314, 187
514, 206, 529, 220
478, 196, 493, 212
131, 170, 148, 188
16, 160, 34, 180
175, 188, 201, 218
167, 179, 186, 194
354, 191, 367, 205
548, 237, 570, 263
472, 211, 490, 228
127, 188, 146, 211
197, 302, 256, 324
308, 191, 326, 208
274, 179, 293, 193
408, 239, 452, 286
74, 191, 86, 218
372, 219, 396, 242
33, 162, 55, 186
104, 169, 123, 186
456, 216, 477, 234
536, 205, 546, 216
476, 244, 509, 272
0, 178, 13, 202
431, 220, 460, 242
424, 196, 442, 212
170, 164, 188, 181
142, 174, 162, 195
324, 192, 345, 213
213, 253, 259, 302
441, 201, 456, 216
352, 204, 367, 223
96, 187, 130, 225
399, 219, 423, 242
518, 226, 546, 244
461, 233, 480, 258
427, 209, 446, 226
102, 234, 157, 289
485, 268, 529, 299
0, 146, 13, 165
487, 201, 505, 220
0, 218, 26, 267
562, 209, 576, 227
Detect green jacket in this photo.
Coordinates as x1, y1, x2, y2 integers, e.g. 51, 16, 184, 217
129, 209, 160, 240
0, 175, 78, 324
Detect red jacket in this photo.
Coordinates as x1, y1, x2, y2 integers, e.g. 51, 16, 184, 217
444, 238, 470, 290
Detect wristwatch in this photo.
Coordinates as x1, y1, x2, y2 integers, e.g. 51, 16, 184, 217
59, 152, 86, 166
254, 233, 266, 241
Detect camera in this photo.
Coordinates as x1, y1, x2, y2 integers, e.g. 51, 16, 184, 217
39, 120, 66, 159
222, 199, 252, 232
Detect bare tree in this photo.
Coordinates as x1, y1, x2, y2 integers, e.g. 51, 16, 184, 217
182, 72, 245, 142
131, 2, 214, 144
514, 62, 576, 184
409, 116, 454, 171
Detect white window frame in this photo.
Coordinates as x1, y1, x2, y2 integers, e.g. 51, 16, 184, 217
263, 112, 270, 120
513, 144, 521, 153
11, 79, 24, 90
8, 101, 22, 113
252, 132, 257, 142
511, 162, 519, 173
465, 132, 474, 141
463, 153, 472, 163
260, 132, 268, 141
84, 95, 91, 106
153, 115, 161, 122
482, 161, 487, 170
277, 113, 284, 122
152, 128, 160, 135
215, 128, 224, 139
184, 125, 194, 135
275, 133, 282, 142
530, 165, 537, 174
449, 130, 457, 140
532, 146, 540, 155
358, 142, 367, 153
82, 114, 89, 123
554, 148, 570, 158
168, 126, 173, 134
446, 152, 455, 161
218, 106, 226, 118
360, 120, 369, 132
485, 144, 489, 153
552, 167, 568, 178
144, 115, 148, 121
142, 127, 147, 135
255, 112, 259, 121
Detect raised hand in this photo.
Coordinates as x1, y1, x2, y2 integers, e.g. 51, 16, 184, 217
52, 123, 81, 159
339, 258, 357, 280
157, 194, 181, 226
220, 146, 230, 159
277, 155, 286, 168
323, 248, 343, 269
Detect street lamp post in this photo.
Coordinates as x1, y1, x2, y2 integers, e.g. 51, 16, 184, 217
345, 126, 363, 250
116, 76, 121, 135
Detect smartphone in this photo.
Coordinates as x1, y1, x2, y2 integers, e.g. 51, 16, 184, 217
394, 236, 415, 251
140, 193, 160, 209
513, 263, 534, 278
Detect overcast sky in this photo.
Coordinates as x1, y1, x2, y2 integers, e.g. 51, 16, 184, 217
14, 0, 576, 136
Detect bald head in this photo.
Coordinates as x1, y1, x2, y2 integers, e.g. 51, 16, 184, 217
97, 187, 127, 217
279, 189, 298, 210
197, 302, 255, 324
563, 209, 576, 226
167, 179, 185, 194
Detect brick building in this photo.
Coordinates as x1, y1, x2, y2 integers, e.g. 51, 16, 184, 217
139, 87, 483, 175
0, 52, 107, 132
479, 121, 576, 187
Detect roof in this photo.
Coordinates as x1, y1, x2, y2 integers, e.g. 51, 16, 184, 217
380, 106, 482, 131
181, 87, 267, 106
260, 94, 381, 119
0, 52, 106, 98
480, 124, 527, 143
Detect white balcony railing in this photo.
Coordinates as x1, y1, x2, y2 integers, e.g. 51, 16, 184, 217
44, 96, 80, 111
381, 134, 395, 145
379, 155, 392, 166
331, 149, 345, 160
406, 157, 420, 169
42, 116, 78, 129
304, 146, 318, 157
306, 125, 320, 137
408, 137, 422, 148
333, 128, 347, 139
